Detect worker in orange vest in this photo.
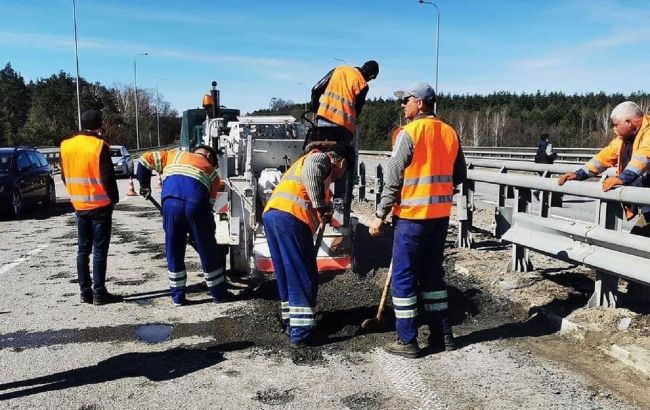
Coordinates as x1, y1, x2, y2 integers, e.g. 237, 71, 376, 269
60, 110, 122, 306
262, 143, 352, 347
311, 60, 379, 220
370, 82, 467, 358
137, 145, 229, 306
558, 101, 650, 232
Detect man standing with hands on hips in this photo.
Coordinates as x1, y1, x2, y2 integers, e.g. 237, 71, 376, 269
370, 82, 466, 358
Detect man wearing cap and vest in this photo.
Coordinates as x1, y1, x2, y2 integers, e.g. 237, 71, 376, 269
369, 82, 467, 358
60, 110, 122, 306
262, 143, 351, 347
137, 145, 229, 306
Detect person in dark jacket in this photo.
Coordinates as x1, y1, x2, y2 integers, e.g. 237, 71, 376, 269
534, 134, 558, 164
60, 110, 122, 306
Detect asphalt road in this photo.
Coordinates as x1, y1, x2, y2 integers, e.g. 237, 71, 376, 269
0, 175, 641, 409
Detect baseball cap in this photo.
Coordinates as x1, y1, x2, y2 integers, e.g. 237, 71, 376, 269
394, 82, 436, 103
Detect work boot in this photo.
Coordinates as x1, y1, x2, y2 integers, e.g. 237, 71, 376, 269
79, 291, 93, 304
172, 298, 189, 307
384, 339, 420, 359
427, 332, 456, 352
93, 292, 123, 306
291, 331, 328, 348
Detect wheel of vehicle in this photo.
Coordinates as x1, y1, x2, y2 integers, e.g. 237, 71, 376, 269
44, 180, 56, 205
10, 188, 22, 217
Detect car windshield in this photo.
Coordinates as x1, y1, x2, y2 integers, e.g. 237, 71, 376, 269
0, 152, 11, 173
110, 149, 123, 157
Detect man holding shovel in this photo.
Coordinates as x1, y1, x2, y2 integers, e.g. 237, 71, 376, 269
369, 82, 466, 358
263, 143, 352, 348
137, 145, 229, 306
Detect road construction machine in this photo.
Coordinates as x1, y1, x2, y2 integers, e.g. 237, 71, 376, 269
180, 82, 358, 283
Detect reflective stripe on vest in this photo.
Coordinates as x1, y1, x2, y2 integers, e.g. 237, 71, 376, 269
264, 150, 331, 233
316, 66, 367, 134
163, 150, 218, 191
393, 117, 459, 220
60, 134, 111, 211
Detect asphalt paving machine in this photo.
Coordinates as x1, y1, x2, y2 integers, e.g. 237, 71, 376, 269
180, 81, 358, 283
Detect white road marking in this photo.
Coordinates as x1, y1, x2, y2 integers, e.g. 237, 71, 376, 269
0, 245, 49, 275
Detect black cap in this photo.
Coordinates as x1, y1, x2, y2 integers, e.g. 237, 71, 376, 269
81, 110, 102, 130
361, 60, 379, 80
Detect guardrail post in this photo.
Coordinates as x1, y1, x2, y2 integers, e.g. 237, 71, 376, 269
587, 199, 623, 307
537, 170, 550, 218
492, 166, 511, 237
508, 187, 533, 272
456, 178, 475, 249
373, 164, 384, 212
356, 162, 366, 203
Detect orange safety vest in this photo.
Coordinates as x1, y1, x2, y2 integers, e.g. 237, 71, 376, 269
393, 116, 459, 220
139, 149, 221, 203
317, 66, 367, 134
264, 150, 332, 233
61, 134, 111, 211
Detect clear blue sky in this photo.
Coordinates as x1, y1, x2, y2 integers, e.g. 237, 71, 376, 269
1, 0, 648, 115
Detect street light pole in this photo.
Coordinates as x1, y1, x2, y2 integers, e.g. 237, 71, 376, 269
71, 0, 82, 130
156, 78, 166, 148
419, 0, 440, 114
297, 82, 308, 114
133, 52, 148, 149
333, 57, 347, 65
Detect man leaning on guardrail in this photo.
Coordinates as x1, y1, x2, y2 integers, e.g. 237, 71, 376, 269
557, 101, 650, 237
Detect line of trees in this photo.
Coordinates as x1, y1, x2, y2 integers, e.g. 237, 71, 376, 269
254, 91, 650, 151
0, 62, 179, 149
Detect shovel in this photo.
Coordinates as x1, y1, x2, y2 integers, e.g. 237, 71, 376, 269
360, 261, 393, 333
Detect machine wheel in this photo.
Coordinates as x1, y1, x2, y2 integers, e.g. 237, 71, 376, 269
10, 189, 22, 218
44, 180, 56, 206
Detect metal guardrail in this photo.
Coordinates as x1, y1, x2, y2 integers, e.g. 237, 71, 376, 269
37, 144, 178, 174
359, 146, 598, 165
356, 155, 650, 308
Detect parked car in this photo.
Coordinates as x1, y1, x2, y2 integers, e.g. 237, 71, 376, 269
110, 145, 134, 177
0, 147, 56, 217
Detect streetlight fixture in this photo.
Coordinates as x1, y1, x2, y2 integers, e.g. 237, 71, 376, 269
156, 78, 166, 148
333, 57, 347, 65
418, 0, 440, 114
71, 0, 82, 130
297, 82, 308, 114
133, 52, 148, 149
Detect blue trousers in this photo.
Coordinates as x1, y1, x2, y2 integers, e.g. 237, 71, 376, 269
163, 198, 226, 303
263, 210, 318, 344
76, 206, 113, 296
391, 216, 451, 344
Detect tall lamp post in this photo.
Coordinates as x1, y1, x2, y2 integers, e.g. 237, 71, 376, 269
418, 0, 440, 114
133, 52, 148, 149
155, 78, 166, 148
71, 0, 82, 130
297, 82, 308, 114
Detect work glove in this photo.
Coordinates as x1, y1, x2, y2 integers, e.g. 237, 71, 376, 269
140, 186, 152, 199
317, 206, 333, 225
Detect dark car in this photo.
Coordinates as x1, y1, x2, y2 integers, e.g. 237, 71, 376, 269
0, 147, 56, 217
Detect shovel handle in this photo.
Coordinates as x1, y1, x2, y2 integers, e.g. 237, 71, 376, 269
314, 221, 326, 253
376, 261, 393, 320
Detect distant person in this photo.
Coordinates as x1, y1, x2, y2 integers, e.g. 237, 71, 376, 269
311, 60, 379, 143
534, 134, 558, 164
369, 82, 467, 359
60, 110, 122, 306
137, 145, 230, 306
